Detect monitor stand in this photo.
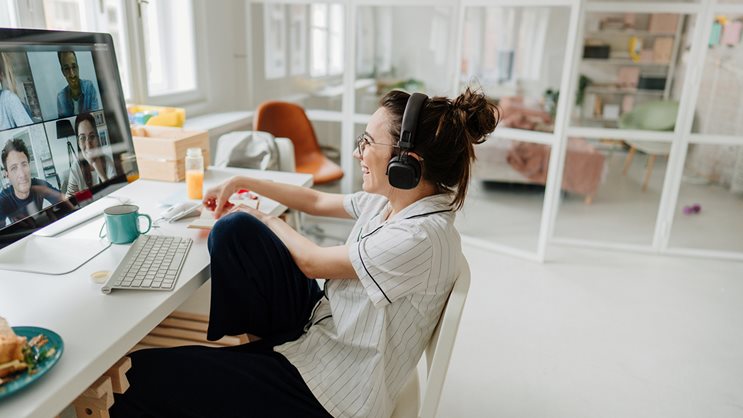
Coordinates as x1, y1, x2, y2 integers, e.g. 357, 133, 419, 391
0, 235, 111, 275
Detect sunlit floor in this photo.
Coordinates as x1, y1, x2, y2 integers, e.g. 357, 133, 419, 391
457, 150, 743, 254
438, 243, 743, 418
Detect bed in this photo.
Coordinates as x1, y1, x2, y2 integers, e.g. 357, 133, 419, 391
474, 137, 607, 204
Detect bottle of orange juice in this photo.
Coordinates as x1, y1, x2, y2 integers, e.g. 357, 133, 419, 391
185, 147, 204, 200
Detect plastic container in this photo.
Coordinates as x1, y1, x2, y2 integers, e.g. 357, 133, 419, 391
185, 148, 204, 200
127, 104, 186, 127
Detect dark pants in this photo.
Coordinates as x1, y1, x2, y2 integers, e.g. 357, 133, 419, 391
110, 212, 331, 418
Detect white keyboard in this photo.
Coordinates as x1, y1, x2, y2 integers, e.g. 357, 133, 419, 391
101, 235, 192, 294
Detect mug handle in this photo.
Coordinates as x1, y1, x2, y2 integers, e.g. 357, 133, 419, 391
138, 213, 152, 235
99, 221, 107, 239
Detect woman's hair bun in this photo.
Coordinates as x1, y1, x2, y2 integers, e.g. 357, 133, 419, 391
451, 87, 499, 143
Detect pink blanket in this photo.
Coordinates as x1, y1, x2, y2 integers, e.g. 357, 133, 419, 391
506, 138, 605, 196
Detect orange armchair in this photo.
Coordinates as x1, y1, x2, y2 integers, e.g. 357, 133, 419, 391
254, 101, 344, 184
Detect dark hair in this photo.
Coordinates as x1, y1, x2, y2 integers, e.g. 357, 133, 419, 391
74, 113, 99, 189
57, 50, 77, 66
380, 87, 500, 210
1, 138, 30, 168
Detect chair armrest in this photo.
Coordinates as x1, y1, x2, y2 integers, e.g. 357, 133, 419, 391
275, 137, 296, 172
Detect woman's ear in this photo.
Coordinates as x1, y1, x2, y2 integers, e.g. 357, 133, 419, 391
407, 151, 423, 162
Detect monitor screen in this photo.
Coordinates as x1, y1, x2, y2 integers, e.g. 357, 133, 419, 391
0, 28, 137, 248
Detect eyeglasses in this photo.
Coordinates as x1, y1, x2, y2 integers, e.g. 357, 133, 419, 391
78, 133, 99, 143
355, 132, 398, 154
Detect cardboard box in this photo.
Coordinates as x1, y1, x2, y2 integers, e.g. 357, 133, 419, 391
618, 67, 640, 87
653, 37, 674, 64
649, 14, 678, 34
131, 126, 210, 182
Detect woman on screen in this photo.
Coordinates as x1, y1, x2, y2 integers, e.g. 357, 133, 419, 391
65, 112, 116, 197
0, 53, 33, 131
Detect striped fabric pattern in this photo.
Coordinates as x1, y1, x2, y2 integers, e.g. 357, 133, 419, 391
275, 192, 461, 418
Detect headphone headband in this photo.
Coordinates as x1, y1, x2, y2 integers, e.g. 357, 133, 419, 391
398, 92, 428, 151
386, 92, 428, 190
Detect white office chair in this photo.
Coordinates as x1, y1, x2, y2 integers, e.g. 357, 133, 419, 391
391, 255, 471, 418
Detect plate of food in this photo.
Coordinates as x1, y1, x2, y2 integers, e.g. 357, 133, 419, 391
0, 318, 63, 400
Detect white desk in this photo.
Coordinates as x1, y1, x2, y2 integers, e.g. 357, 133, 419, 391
0, 167, 312, 418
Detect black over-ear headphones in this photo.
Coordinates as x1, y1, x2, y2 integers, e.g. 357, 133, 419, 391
387, 92, 428, 189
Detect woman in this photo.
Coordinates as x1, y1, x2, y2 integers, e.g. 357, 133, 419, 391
0, 52, 33, 131
65, 112, 116, 197
111, 88, 499, 418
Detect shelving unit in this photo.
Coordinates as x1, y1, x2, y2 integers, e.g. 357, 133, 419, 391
577, 12, 686, 128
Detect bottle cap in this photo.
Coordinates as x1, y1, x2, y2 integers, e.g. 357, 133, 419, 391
187, 148, 202, 157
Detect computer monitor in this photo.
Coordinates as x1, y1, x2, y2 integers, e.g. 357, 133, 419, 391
0, 28, 137, 251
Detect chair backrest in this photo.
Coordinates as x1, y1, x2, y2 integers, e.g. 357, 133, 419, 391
214, 131, 296, 173
254, 101, 321, 167
392, 254, 471, 418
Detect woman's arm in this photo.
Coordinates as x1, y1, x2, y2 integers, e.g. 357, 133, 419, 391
240, 206, 357, 280
207, 175, 352, 220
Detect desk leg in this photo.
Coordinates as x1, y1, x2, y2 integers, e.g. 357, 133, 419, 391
73, 376, 114, 418
73, 358, 132, 418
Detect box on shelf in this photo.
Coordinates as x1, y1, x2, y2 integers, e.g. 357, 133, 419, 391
638, 76, 666, 91
618, 67, 640, 87
131, 126, 210, 182
583, 45, 611, 59
127, 105, 186, 127
653, 37, 674, 63
648, 14, 679, 34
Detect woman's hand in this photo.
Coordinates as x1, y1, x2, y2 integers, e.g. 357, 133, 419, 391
91, 158, 109, 182
230, 204, 274, 225
203, 176, 243, 219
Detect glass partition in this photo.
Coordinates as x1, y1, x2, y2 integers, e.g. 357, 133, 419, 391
354, 6, 456, 115
553, 136, 672, 245
573, 12, 692, 130
670, 143, 743, 253
459, 6, 572, 134
456, 136, 549, 252
250, 3, 345, 111
692, 13, 743, 136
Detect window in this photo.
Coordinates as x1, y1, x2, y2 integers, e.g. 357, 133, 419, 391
0, 0, 18, 27
465, 7, 549, 85
140, 0, 197, 97
310, 3, 344, 78
4, 0, 200, 103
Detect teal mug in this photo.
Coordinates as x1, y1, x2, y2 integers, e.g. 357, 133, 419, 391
99, 204, 152, 244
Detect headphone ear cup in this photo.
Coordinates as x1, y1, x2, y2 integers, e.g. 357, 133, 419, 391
386, 153, 421, 190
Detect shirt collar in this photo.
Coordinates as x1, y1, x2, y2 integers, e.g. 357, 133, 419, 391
386, 193, 453, 222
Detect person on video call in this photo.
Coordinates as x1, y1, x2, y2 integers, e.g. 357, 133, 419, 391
57, 51, 100, 118
110, 88, 499, 418
65, 113, 116, 197
0, 53, 33, 130
0, 138, 65, 228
